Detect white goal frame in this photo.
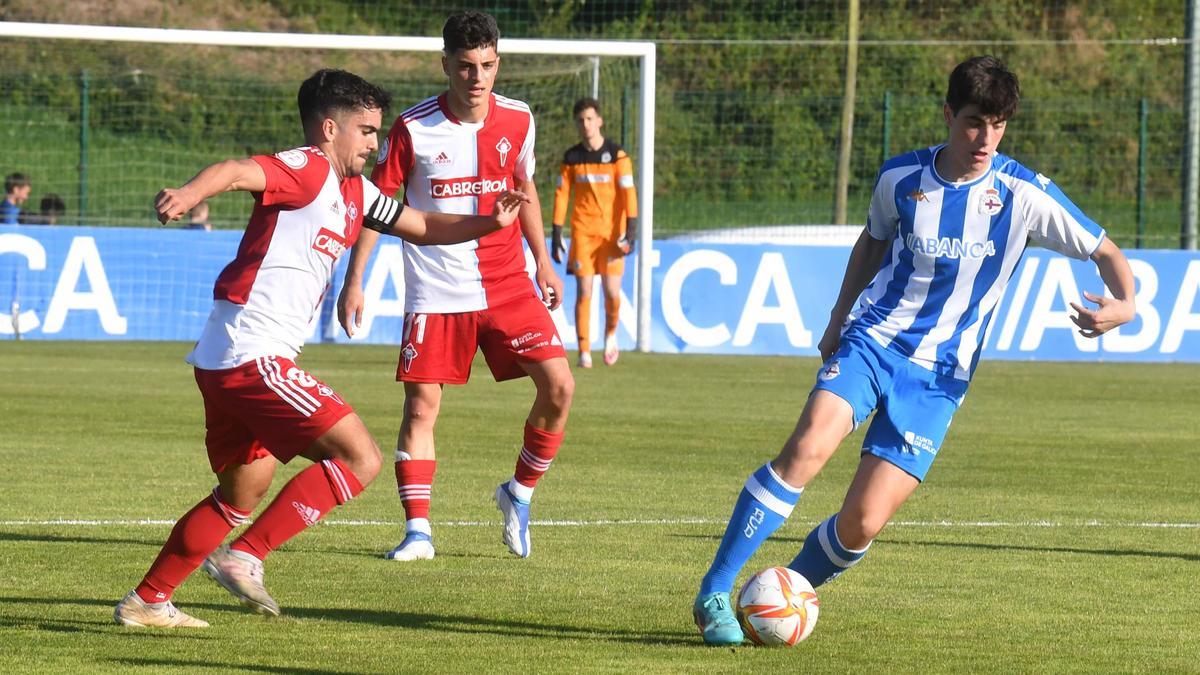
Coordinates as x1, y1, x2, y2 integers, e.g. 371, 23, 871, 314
0, 21, 658, 351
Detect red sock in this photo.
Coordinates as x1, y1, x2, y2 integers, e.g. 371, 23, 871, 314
513, 422, 564, 488
396, 458, 436, 520
232, 459, 363, 560
135, 488, 249, 603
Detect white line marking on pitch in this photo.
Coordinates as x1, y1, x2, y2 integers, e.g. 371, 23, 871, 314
1, 518, 1198, 529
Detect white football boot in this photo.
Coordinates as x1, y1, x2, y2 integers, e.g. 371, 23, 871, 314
384, 531, 435, 561
202, 545, 281, 616
114, 590, 209, 628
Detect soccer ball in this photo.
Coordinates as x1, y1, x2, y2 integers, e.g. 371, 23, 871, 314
736, 567, 820, 646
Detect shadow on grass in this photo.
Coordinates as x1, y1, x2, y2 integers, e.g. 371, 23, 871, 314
0, 530, 155, 547
672, 532, 1200, 562
111, 657, 354, 674
282, 604, 696, 646
888, 537, 1200, 563
0, 604, 219, 640
0, 596, 696, 647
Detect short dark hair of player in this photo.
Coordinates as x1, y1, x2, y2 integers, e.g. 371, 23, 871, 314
443, 11, 500, 55
5, 173, 29, 194
40, 193, 65, 216
573, 97, 600, 117
945, 55, 1020, 120
297, 69, 392, 129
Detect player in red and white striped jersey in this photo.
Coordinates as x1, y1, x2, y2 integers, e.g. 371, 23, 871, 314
338, 11, 573, 562
114, 69, 529, 629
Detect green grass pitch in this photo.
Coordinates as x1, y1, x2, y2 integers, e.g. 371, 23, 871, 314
0, 342, 1197, 673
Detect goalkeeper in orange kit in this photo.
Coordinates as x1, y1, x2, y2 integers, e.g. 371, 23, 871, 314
551, 97, 639, 368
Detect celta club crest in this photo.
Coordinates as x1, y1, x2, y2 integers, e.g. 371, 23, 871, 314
496, 137, 512, 167
317, 384, 344, 405
401, 343, 418, 373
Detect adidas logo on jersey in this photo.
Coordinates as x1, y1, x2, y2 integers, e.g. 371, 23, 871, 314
433, 151, 451, 166
292, 501, 322, 526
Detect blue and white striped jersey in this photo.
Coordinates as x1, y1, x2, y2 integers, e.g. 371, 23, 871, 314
846, 146, 1106, 381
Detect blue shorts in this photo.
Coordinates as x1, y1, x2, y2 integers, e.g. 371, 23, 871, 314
812, 333, 969, 481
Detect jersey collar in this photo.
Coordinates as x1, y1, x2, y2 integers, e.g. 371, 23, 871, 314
438, 92, 494, 126
929, 144, 993, 190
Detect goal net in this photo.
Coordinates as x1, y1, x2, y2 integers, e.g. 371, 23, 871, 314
0, 22, 657, 346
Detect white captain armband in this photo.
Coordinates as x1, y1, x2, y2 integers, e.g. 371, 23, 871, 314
362, 193, 404, 235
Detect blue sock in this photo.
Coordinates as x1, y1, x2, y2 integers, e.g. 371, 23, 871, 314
699, 462, 803, 595
788, 513, 871, 588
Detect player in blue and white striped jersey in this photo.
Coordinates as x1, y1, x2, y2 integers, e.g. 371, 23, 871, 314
692, 56, 1136, 646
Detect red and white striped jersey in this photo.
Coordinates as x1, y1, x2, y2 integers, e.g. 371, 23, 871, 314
372, 92, 536, 313
188, 146, 381, 370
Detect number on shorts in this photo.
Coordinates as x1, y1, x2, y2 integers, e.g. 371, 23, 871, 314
403, 313, 428, 344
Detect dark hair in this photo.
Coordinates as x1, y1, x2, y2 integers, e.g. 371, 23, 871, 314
297, 69, 391, 129
40, 193, 65, 216
946, 56, 1020, 120
443, 11, 500, 55
573, 97, 600, 117
5, 173, 29, 193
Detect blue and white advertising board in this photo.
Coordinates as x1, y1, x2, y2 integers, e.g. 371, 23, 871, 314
2, 225, 1198, 363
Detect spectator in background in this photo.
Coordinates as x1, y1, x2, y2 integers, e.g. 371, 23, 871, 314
2, 173, 31, 225
186, 200, 213, 231
34, 193, 66, 225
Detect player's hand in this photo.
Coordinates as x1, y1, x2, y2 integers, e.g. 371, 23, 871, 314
491, 190, 531, 228
1070, 290, 1135, 338
536, 259, 563, 310
337, 281, 365, 339
551, 225, 566, 264
817, 318, 844, 363
154, 188, 195, 224
619, 218, 638, 256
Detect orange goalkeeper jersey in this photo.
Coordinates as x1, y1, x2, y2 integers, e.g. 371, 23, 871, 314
552, 139, 638, 240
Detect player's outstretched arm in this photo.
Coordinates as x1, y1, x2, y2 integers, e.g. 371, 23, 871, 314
366, 190, 530, 244
818, 227, 891, 361
154, 159, 266, 224
1070, 238, 1136, 338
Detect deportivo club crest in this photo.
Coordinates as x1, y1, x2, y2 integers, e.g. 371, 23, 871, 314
496, 137, 512, 167
819, 360, 841, 382
979, 188, 1003, 215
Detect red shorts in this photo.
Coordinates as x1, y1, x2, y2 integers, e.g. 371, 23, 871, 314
194, 356, 355, 473
396, 293, 567, 384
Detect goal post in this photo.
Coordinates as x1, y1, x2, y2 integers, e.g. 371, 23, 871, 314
0, 21, 657, 351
